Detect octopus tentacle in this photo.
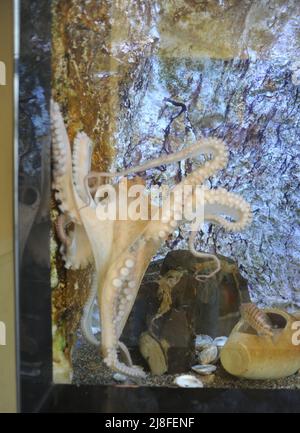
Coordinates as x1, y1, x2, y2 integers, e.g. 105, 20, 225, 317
118, 341, 134, 367
51, 101, 81, 223
189, 188, 252, 279
72, 132, 94, 204
104, 348, 145, 377
80, 269, 134, 368
81, 271, 144, 357
136, 138, 227, 242
55, 213, 72, 247
81, 270, 100, 346
203, 188, 252, 231
83, 138, 227, 209
51, 101, 94, 269
60, 223, 94, 270
188, 230, 222, 281
113, 242, 150, 341
101, 290, 147, 377
85, 137, 227, 187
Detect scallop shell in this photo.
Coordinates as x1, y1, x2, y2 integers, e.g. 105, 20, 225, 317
174, 374, 204, 388
192, 364, 217, 375
198, 344, 218, 364
195, 334, 213, 350
213, 336, 228, 347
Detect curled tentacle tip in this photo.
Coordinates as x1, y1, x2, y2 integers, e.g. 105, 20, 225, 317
195, 271, 219, 282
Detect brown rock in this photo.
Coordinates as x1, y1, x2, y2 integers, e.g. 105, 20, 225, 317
132, 250, 250, 374
139, 332, 167, 376
138, 266, 197, 374
161, 250, 250, 338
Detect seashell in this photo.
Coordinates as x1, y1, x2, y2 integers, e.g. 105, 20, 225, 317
113, 373, 128, 382
174, 374, 203, 388
198, 344, 218, 365
191, 364, 217, 375
213, 336, 228, 347
195, 334, 213, 350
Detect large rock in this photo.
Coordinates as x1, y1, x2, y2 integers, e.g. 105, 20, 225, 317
139, 267, 198, 374
123, 256, 198, 374
123, 249, 249, 374
158, 0, 300, 60
161, 250, 250, 338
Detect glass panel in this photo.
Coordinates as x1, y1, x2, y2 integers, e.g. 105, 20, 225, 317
20, 0, 300, 407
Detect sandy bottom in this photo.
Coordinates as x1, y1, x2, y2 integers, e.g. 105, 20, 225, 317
72, 337, 300, 390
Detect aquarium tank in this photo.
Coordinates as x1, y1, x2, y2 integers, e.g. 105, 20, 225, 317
18, 0, 300, 412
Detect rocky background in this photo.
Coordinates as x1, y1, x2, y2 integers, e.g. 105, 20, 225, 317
109, 0, 300, 308
119, 52, 300, 308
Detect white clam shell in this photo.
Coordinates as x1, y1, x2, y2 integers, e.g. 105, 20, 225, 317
191, 364, 217, 375
195, 334, 213, 350
198, 344, 218, 365
174, 374, 203, 388
213, 336, 228, 347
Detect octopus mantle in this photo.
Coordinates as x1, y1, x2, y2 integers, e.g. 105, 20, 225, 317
51, 100, 252, 377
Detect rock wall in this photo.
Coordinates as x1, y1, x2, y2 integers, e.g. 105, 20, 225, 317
112, 0, 300, 308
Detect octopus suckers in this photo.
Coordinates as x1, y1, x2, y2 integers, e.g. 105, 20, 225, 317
125, 259, 134, 268
174, 211, 182, 220
159, 230, 167, 239
113, 278, 122, 288
120, 267, 130, 277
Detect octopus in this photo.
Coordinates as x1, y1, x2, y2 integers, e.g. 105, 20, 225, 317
51, 100, 252, 377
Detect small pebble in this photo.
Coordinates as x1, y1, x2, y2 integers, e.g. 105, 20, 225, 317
113, 373, 128, 382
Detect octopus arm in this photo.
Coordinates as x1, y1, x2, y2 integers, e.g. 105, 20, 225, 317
203, 188, 252, 231
72, 131, 94, 204
51, 100, 81, 223
187, 188, 252, 279
85, 138, 228, 185
60, 223, 94, 270
81, 270, 100, 346
51, 101, 94, 269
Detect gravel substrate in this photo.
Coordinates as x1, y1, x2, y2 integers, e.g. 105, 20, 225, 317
72, 337, 300, 389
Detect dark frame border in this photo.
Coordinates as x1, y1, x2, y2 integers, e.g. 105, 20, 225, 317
18, 0, 300, 414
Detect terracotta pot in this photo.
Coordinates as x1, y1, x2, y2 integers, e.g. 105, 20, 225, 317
220, 308, 300, 380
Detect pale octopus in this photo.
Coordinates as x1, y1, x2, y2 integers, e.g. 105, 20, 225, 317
51, 100, 252, 377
